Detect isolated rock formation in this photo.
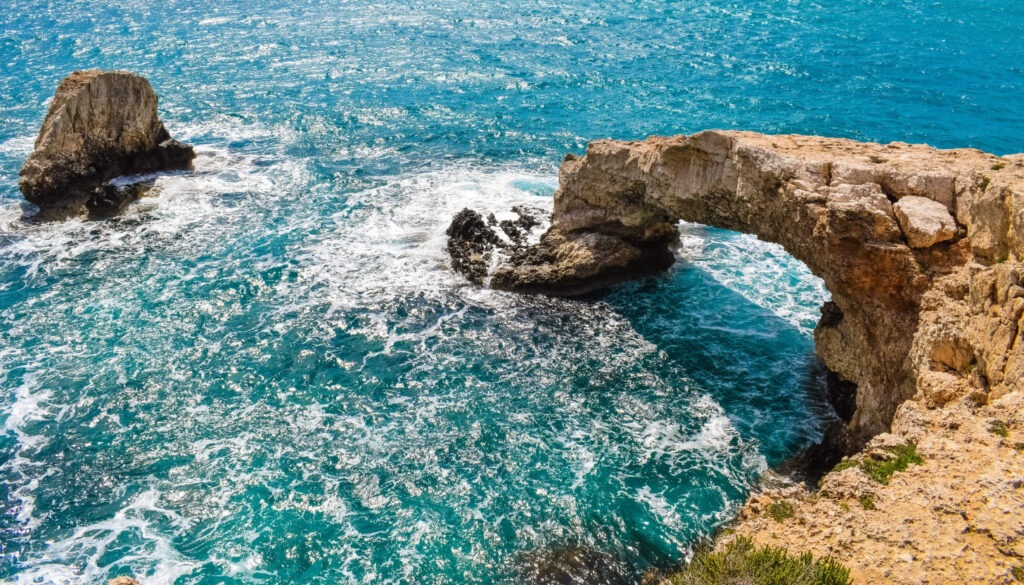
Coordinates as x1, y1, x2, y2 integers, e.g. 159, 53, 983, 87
447, 130, 1024, 448
19, 70, 194, 218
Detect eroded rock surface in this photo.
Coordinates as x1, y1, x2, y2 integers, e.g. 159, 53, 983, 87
723, 390, 1024, 585
19, 70, 195, 218
445, 206, 548, 286
448, 130, 1024, 449
893, 195, 959, 248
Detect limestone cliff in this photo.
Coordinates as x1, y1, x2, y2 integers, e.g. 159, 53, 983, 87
20, 70, 195, 218
448, 131, 1024, 451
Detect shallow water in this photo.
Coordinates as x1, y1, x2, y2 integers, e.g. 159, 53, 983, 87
1, 1, 1022, 583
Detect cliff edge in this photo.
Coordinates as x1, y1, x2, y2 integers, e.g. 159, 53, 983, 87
448, 130, 1024, 582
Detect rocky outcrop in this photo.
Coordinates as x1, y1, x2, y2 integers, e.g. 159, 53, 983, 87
447, 131, 1024, 449
445, 206, 548, 285
19, 70, 195, 218
723, 389, 1024, 584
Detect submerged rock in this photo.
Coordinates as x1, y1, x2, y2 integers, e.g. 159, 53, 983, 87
518, 546, 629, 585
445, 206, 546, 285
108, 577, 141, 585
86, 180, 155, 217
446, 208, 502, 284
19, 70, 195, 218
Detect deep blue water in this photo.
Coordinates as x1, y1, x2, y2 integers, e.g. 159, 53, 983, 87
0, 1, 1022, 583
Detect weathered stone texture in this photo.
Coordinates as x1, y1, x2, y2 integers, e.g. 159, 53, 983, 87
19, 70, 194, 217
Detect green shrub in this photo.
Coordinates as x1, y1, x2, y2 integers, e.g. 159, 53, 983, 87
766, 500, 795, 523
858, 494, 876, 510
666, 537, 853, 585
989, 420, 1009, 438
991, 162, 1006, 171
1013, 442, 1024, 452
830, 459, 858, 474
1012, 565, 1024, 581
855, 442, 924, 485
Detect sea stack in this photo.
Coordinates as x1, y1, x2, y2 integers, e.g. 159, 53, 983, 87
19, 70, 195, 218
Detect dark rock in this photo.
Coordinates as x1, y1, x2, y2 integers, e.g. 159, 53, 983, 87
818, 300, 844, 328
825, 370, 858, 423
499, 206, 543, 245
775, 419, 848, 488
86, 180, 154, 218
445, 206, 548, 285
519, 547, 629, 585
445, 208, 501, 284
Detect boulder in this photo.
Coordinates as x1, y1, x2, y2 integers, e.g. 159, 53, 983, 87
108, 577, 141, 585
445, 208, 501, 284
893, 195, 958, 248
19, 70, 195, 218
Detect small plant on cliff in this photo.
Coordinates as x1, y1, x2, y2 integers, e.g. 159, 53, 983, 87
766, 500, 795, 523
666, 537, 852, 585
830, 458, 858, 474
988, 420, 1009, 438
1012, 565, 1024, 582
991, 162, 1006, 171
860, 442, 924, 485
830, 442, 923, 485
1014, 442, 1024, 452
858, 494, 876, 510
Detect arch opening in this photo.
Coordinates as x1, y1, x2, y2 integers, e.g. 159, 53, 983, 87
449, 131, 1024, 448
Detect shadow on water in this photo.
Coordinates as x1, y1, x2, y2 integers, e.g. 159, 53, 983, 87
605, 258, 834, 467
517, 236, 838, 584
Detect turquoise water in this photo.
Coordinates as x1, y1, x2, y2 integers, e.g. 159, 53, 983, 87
1, 1, 1022, 583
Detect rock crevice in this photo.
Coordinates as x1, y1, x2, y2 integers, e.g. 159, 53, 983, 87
448, 130, 1024, 447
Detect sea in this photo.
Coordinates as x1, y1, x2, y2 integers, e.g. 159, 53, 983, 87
1, 1, 1022, 583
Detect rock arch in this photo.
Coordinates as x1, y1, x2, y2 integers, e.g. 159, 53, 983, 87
457, 131, 1024, 447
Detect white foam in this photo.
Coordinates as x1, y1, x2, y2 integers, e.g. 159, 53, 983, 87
636, 486, 685, 532
677, 221, 829, 334
1, 370, 59, 531
294, 162, 556, 323
197, 16, 233, 26
0, 135, 35, 157
9, 490, 199, 585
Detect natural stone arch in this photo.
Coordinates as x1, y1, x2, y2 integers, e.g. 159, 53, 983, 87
453, 131, 1024, 448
